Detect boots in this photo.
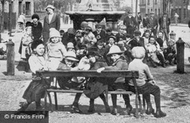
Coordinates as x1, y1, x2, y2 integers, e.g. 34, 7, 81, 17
17, 102, 30, 111
88, 99, 95, 113
111, 107, 118, 115
123, 94, 132, 115
144, 94, 154, 115
111, 94, 118, 115
99, 94, 110, 113
71, 102, 82, 113
154, 94, 166, 118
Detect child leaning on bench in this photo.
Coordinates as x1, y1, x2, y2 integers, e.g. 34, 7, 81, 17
97, 45, 130, 115
127, 46, 166, 118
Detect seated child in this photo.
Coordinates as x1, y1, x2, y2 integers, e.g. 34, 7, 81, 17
18, 40, 50, 111
97, 45, 129, 115
128, 46, 166, 118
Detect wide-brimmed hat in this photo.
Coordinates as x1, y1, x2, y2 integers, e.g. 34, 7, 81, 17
67, 42, 74, 49
65, 51, 79, 61
131, 46, 145, 59
49, 28, 61, 38
107, 45, 123, 56
45, 5, 55, 11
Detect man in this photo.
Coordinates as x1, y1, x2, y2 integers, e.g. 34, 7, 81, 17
159, 13, 170, 42
137, 12, 142, 29
148, 12, 158, 36
143, 14, 150, 29
123, 11, 137, 38
43, 5, 60, 44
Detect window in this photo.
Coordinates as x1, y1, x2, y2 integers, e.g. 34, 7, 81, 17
155, 0, 157, 4
25, 2, 31, 15
148, 0, 150, 5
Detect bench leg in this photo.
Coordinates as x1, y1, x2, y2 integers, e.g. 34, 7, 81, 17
105, 85, 108, 103
47, 92, 53, 112
54, 92, 58, 110
135, 94, 139, 118
44, 91, 47, 110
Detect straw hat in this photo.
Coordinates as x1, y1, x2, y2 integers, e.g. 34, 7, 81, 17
49, 28, 61, 38
131, 47, 145, 59
45, 5, 55, 11
67, 42, 74, 49
107, 45, 123, 56
65, 51, 78, 61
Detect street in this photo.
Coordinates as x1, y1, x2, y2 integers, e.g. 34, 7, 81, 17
0, 23, 190, 123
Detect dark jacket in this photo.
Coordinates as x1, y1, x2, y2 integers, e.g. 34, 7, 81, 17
105, 58, 128, 83
43, 13, 60, 44
32, 22, 43, 41
159, 16, 170, 33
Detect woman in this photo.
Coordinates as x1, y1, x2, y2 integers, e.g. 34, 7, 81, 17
18, 40, 50, 111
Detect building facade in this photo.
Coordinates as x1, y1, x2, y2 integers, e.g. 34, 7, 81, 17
139, 0, 163, 17
0, 0, 34, 31
171, 0, 190, 23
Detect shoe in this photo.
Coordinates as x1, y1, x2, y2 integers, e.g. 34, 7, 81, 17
154, 110, 166, 118
125, 105, 132, 115
111, 108, 118, 115
105, 106, 111, 113
88, 108, 95, 113
146, 107, 154, 115
71, 103, 82, 113
17, 102, 29, 111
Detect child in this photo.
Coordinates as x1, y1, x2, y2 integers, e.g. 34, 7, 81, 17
19, 21, 33, 61
66, 42, 76, 52
46, 28, 67, 70
128, 46, 166, 118
57, 51, 89, 113
84, 48, 110, 113
18, 40, 49, 111
97, 45, 129, 115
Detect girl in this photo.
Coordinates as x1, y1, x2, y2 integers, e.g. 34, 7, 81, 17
46, 28, 67, 70
18, 40, 50, 111
97, 45, 129, 115
128, 46, 166, 118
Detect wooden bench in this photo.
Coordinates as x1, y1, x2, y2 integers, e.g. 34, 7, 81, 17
36, 70, 141, 117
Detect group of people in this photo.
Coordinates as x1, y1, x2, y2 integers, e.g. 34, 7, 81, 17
17, 5, 170, 118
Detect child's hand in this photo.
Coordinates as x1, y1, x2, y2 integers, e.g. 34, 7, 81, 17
97, 67, 105, 73
148, 80, 156, 85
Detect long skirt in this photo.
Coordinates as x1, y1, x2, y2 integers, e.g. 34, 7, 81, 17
22, 79, 50, 103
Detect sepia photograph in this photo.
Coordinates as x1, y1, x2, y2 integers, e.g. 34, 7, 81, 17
0, 0, 190, 123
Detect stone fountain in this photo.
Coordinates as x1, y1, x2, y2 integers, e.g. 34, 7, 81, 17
65, 0, 125, 30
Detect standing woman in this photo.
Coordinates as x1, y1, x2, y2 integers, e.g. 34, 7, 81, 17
18, 40, 50, 111
31, 14, 43, 41
43, 5, 60, 44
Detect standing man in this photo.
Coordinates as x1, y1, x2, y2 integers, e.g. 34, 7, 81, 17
123, 11, 137, 38
137, 12, 142, 29
43, 5, 60, 44
159, 13, 170, 42
143, 14, 150, 29
174, 13, 179, 26
148, 12, 158, 36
